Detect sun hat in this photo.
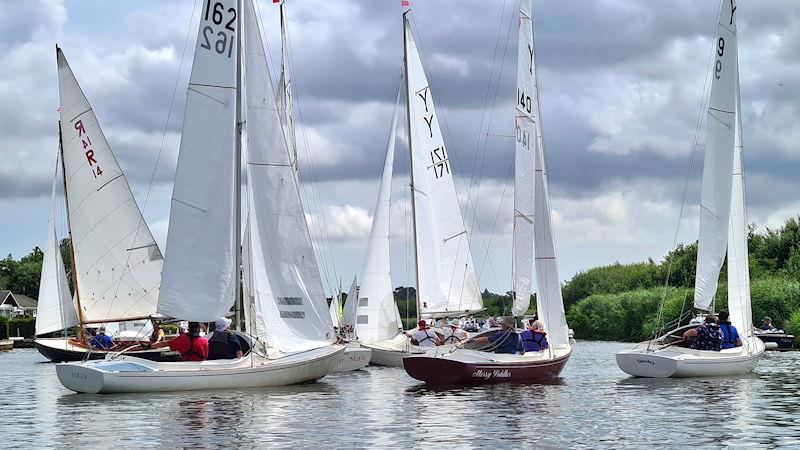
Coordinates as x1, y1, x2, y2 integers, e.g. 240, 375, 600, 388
215, 317, 232, 332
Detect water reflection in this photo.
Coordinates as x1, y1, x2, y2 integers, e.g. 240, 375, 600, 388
2, 342, 800, 447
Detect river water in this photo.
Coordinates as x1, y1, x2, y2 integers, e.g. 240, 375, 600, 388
1, 341, 798, 448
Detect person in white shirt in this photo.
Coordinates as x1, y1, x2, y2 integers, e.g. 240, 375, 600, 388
442, 320, 469, 344
407, 320, 441, 348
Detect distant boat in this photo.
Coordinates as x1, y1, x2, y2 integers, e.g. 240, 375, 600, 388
362, 9, 484, 367
35, 47, 177, 363
403, 0, 572, 384
616, 0, 765, 378
56, 0, 343, 394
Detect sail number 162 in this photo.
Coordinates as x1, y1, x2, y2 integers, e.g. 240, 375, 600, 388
200, 1, 237, 58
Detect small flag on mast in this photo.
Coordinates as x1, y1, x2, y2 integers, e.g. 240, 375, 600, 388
401, 0, 409, 6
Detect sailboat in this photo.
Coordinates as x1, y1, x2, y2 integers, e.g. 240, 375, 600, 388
271, 2, 370, 372
616, 0, 765, 378
56, 0, 343, 394
404, 0, 572, 384
35, 47, 178, 363
361, 11, 484, 367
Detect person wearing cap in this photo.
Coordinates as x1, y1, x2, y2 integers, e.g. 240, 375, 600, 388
717, 311, 742, 350
207, 317, 243, 360
149, 323, 165, 344
520, 319, 549, 352
762, 317, 777, 331
90, 326, 114, 350
406, 320, 441, 347
442, 320, 468, 344
152, 321, 209, 361
691, 315, 723, 351
178, 321, 189, 335
465, 316, 523, 354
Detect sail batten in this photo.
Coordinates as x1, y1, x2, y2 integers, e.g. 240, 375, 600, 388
694, 1, 739, 311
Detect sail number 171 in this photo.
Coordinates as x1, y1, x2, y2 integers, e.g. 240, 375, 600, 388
200, 1, 237, 58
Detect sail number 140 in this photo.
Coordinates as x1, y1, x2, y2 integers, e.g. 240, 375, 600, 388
200, 1, 237, 58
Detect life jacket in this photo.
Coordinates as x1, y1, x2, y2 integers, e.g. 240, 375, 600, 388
181, 334, 205, 361
414, 329, 436, 345
523, 330, 547, 345
719, 322, 737, 345
208, 331, 237, 360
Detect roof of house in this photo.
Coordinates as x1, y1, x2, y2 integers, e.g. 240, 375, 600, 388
0, 290, 17, 307
13, 293, 37, 308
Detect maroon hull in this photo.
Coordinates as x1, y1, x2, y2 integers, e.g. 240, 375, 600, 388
403, 352, 570, 385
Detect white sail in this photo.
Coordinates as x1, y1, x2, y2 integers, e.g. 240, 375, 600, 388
342, 277, 359, 328
404, 17, 482, 318
57, 47, 163, 323
36, 162, 79, 336
329, 294, 340, 329
242, 0, 333, 353
158, 0, 239, 322
694, 0, 738, 311
512, 0, 536, 317
727, 72, 751, 334
354, 88, 403, 343
276, 3, 297, 173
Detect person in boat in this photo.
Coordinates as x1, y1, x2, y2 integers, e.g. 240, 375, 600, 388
466, 316, 522, 354
152, 321, 209, 361
717, 311, 742, 349
178, 321, 189, 335
406, 320, 442, 347
207, 317, 244, 360
520, 320, 549, 352
442, 320, 468, 344
90, 326, 114, 350
690, 315, 723, 351
762, 316, 777, 331
149, 324, 165, 344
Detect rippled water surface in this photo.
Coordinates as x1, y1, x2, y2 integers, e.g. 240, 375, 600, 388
2, 342, 799, 448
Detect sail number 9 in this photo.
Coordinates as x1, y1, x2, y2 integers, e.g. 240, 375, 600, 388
201, 1, 237, 58
714, 37, 724, 79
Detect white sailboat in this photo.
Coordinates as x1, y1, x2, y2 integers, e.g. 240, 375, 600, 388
56, 0, 343, 394
362, 12, 483, 368
616, 0, 764, 378
35, 47, 176, 363
404, 0, 572, 384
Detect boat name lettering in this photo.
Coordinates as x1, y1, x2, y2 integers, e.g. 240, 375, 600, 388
472, 369, 511, 380
200, 0, 236, 58
636, 359, 655, 366
74, 120, 102, 178
71, 371, 87, 380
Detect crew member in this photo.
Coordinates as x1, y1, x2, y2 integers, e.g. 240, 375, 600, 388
207, 317, 244, 360
717, 311, 742, 349
521, 320, 549, 352
466, 316, 522, 354
90, 327, 114, 350
152, 321, 208, 361
406, 320, 441, 347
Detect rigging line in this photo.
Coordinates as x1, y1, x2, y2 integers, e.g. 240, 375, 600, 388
283, 8, 339, 296
407, 14, 504, 291
652, 0, 722, 340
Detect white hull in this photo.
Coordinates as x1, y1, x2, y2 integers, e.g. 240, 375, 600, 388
331, 343, 371, 372
362, 334, 426, 367
616, 336, 764, 378
56, 345, 345, 394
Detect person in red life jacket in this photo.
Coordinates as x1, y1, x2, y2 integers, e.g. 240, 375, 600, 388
521, 319, 549, 352
406, 320, 442, 347
152, 321, 209, 361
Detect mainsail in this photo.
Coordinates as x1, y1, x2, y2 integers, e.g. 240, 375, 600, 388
342, 276, 359, 329
158, 0, 240, 321
36, 161, 79, 336
276, 3, 297, 172
242, 0, 333, 353
354, 87, 403, 343
57, 47, 162, 324
694, 0, 738, 311
404, 16, 482, 318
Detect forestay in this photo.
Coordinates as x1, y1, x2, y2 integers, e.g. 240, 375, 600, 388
694, 0, 738, 311
404, 17, 482, 317
57, 48, 162, 324
355, 89, 403, 343
36, 162, 79, 336
242, 0, 333, 353
512, 0, 536, 318
158, 0, 239, 322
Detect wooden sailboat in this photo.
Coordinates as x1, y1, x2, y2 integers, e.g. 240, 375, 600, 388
56, 0, 343, 394
362, 11, 484, 367
35, 47, 177, 363
616, 0, 765, 378
404, 0, 572, 384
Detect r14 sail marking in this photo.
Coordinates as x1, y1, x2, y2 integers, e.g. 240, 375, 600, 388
200, 1, 237, 58
74, 120, 103, 178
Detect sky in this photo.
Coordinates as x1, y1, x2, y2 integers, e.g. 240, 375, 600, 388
1, 0, 799, 297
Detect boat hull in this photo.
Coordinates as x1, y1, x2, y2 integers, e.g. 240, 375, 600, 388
403, 347, 571, 385
755, 332, 795, 351
362, 334, 426, 367
34, 338, 180, 362
55, 345, 345, 394
331, 344, 371, 372
616, 337, 765, 378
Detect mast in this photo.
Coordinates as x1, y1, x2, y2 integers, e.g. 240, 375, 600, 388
234, 0, 244, 330
402, 11, 422, 322
57, 119, 85, 340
